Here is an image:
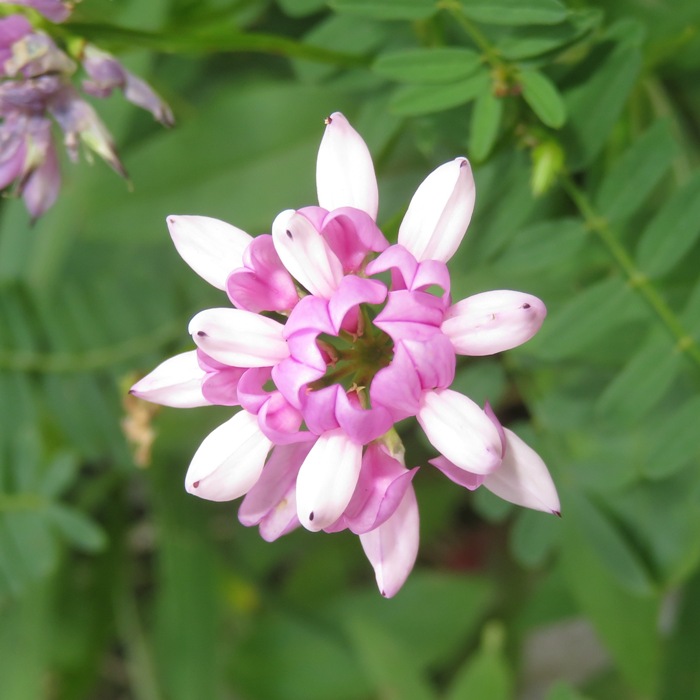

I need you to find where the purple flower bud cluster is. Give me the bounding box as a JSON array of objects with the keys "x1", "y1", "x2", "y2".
[{"x1": 0, "y1": 2, "x2": 173, "y2": 219}]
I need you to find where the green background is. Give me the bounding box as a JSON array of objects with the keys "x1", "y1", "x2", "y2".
[{"x1": 1, "y1": 0, "x2": 700, "y2": 697}]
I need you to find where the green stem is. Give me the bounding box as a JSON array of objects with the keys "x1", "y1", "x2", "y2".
[
  {"x1": 439, "y1": 1, "x2": 501, "y2": 66},
  {"x1": 66, "y1": 22, "x2": 370, "y2": 67},
  {"x1": 0, "y1": 319, "x2": 185, "y2": 373},
  {"x1": 560, "y1": 174, "x2": 700, "y2": 370}
]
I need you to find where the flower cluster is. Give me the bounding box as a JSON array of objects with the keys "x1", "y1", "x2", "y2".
[
  {"x1": 0, "y1": 0, "x2": 173, "y2": 219},
  {"x1": 131, "y1": 113, "x2": 559, "y2": 597}
]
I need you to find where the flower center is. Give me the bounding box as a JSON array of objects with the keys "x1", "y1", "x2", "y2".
[{"x1": 309, "y1": 305, "x2": 394, "y2": 395}]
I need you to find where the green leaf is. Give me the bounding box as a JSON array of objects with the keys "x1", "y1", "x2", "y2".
[
  {"x1": 642, "y1": 396, "x2": 700, "y2": 480},
  {"x1": 596, "y1": 330, "x2": 681, "y2": 425},
  {"x1": 390, "y1": 71, "x2": 490, "y2": 116},
  {"x1": 546, "y1": 681, "x2": 595, "y2": 700},
  {"x1": 496, "y1": 9, "x2": 602, "y2": 60},
  {"x1": 595, "y1": 120, "x2": 677, "y2": 223},
  {"x1": 445, "y1": 624, "x2": 512, "y2": 700},
  {"x1": 344, "y1": 617, "x2": 435, "y2": 700},
  {"x1": 568, "y1": 493, "x2": 655, "y2": 595},
  {"x1": 563, "y1": 41, "x2": 642, "y2": 168},
  {"x1": 510, "y1": 508, "x2": 561, "y2": 569},
  {"x1": 526, "y1": 276, "x2": 647, "y2": 360},
  {"x1": 38, "y1": 451, "x2": 79, "y2": 499},
  {"x1": 373, "y1": 47, "x2": 482, "y2": 84},
  {"x1": 636, "y1": 171, "x2": 700, "y2": 278},
  {"x1": 494, "y1": 218, "x2": 587, "y2": 273},
  {"x1": 659, "y1": 567, "x2": 700, "y2": 700},
  {"x1": 611, "y1": 471, "x2": 700, "y2": 588},
  {"x1": 277, "y1": 0, "x2": 328, "y2": 16},
  {"x1": 326, "y1": 572, "x2": 492, "y2": 670},
  {"x1": 560, "y1": 511, "x2": 661, "y2": 695},
  {"x1": 469, "y1": 90, "x2": 503, "y2": 161},
  {"x1": 520, "y1": 69, "x2": 567, "y2": 128},
  {"x1": 459, "y1": 0, "x2": 568, "y2": 26},
  {"x1": 330, "y1": 0, "x2": 437, "y2": 20},
  {"x1": 47, "y1": 504, "x2": 107, "y2": 553}
]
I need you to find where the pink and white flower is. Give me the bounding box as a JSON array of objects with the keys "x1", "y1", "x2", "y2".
[{"x1": 131, "y1": 112, "x2": 558, "y2": 598}]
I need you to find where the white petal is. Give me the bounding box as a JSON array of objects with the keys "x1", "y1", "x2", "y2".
[
  {"x1": 484, "y1": 429, "x2": 560, "y2": 514},
  {"x1": 360, "y1": 484, "x2": 419, "y2": 598},
  {"x1": 316, "y1": 112, "x2": 379, "y2": 220},
  {"x1": 417, "y1": 389, "x2": 502, "y2": 475},
  {"x1": 130, "y1": 350, "x2": 210, "y2": 407},
  {"x1": 185, "y1": 411, "x2": 272, "y2": 501},
  {"x1": 189, "y1": 308, "x2": 289, "y2": 367},
  {"x1": 296, "y1": 429, "x2": 362, "y2": 531},
  {"x1": 271, "y1": 209, "x2": 344, "y2": 298},
  {"x1": 167, "y1": 215, "x2": 252, "y2": 290},
  {"x1": 398, "y1": 158, "x2": 475, "y2": 263},
  {"x1": 443, "y1": 291, "x2": 547, "y2": 356}
]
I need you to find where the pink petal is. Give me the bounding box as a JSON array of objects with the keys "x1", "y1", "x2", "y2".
[
  {"x1": 360, "y1": 484, "x2": 419, "y2": 598},
  {"x1": 226, "y1": 234, "x2": 299, "y2": 313},
  {"x1": 271, "y1": 209, "x2": 344, "y2": 299},
  {"x1": 338, "y1": 443, "x2": 418, "y2": 535},
  {"x1": 272, "y1": 357, "x2": 325, "y2": 410},
  {"x1": 201, "y1": 367, "x2": 246, "y2": 406},
  {"x1": 189, "y1": 308, "x2": 289, "y2": 367},
  {"x1": 401, "y1": 334, "x2": 456, "y2": 391},
  {"x1": 22, "y1": 135, "x2": 60, "y2": 220},
  {"x1": 296, "y1": 429, "x2": 363, "y2": 531},
  {"x1": 398, "y1": 158, "x2": 475, "y2": 263},
  {"x1": 167, "y1": 215, "x2": 252, "y2": 290},
  {"x1": 238, "y1": 440, "x2": 314, "y2": 541},
  {"x1": 284, "y1": 295, "x2": 335, "y2": 338},
  {"x1": 320, "y1": 207, "x2": 389, "y2": 272},
  {"x1": 484, "y1": 429, "x2": 560, "y2": 514},
  {"x1": 327, "y1": 275, "x2": 387, "y2": 333},
  {"x1": 257, "y1": 392, "x2": 306, "y2": 444},
  {"x1": 130, "y1": 350, "x2": 211, "y2": 408},
  {"x1": 442, "y1": 291, "x2": 546, "y2": 356},
  {"x1": 185, "y1": 411, "x2": 272, "y2": 501},
  {"x1": 316, "y1": 112, "x2": 379, "y2": 220},
  {"x1": 429, "y1": 456, "x2": 485, "y2": 490},
  {"x1": 370, "y1": 341, "x2": 423, "y2": 421},
  {"x1": 366, "y1": 245, "x2": 418, "y2": 290},
  {"x1": 417, "y1": 389, "x2": 502, "y2": 475},
  {"x1": 300, "y1": 384, "x2": 342, "y2": 435},
  {"x1": 335, "y1": 390, "x2": 394, "y2": 444},
  {"x1": 374, "y1": 290, "x2": 445, "y2": 342}
]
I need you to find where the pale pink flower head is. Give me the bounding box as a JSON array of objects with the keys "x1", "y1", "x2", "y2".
[{"x1": 131, "y1": 112, "x2": 557, "y2": 597}]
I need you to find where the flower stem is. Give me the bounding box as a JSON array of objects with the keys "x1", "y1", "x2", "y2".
[
  {"x1": 560, "y1": 173, "x2": 700, "y2": 371},
  {"x1": 67, "y1": 22, "x2": 370, "y2": 67}
]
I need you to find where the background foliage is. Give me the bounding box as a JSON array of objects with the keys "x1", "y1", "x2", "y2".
[{"x1": 1, "y1": 0, "x2": 699, "y2": 698}]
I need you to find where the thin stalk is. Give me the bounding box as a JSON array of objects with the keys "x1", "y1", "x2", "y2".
[
  {"x1": 560, "y1": 174, "x2": 700, "y2": 371},
  {"x1": 65, "y1": 22, "x2": 370, "y2": 68}
]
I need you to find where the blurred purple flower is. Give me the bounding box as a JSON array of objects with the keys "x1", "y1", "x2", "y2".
[
  {"x1": 81, "y1": 44, "x2": 174, "y2": 126},
  {"x1": 131, "y1": 113, "x2": 559, "y2": 597},
  {"x1": 1, "y1": 0, "x2": 74, "y2": 23},
  {"x1": 0, "y1": 8, "x2": 173, "y2": 218}
]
